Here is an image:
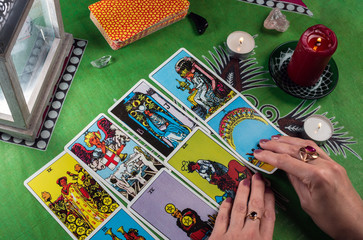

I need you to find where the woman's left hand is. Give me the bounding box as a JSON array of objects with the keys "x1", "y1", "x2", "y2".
[{"x1": 209, "y1": 173, "x2": 275, "y2": 240}]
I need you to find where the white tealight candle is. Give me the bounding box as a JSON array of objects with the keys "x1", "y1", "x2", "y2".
[
  {"x1": 226, "y1": 31, "x2": 255, "y2": 59},
  {"x1": 303, "y1": 115, "x2": 333, "y2": 143}
]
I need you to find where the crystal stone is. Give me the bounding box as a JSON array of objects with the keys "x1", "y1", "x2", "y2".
[
  {"x1": 91, "y1": 55, "x2": 112, "y2": 68},
  {"x1": 188, "y1": 12, "x2": 208, "y2": 35},
  {"x1": 306, "y1": 146, "x2": 316, "y2": 153},
  {"x1": 264, "y1": 8, "x2": 290, "y2": 32}
]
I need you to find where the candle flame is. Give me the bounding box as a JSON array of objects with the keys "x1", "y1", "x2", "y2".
[
  {"x1": 313, "y1": 38, "x2": 322, "y2": 51},
  {"x1": 239, "y1": 37, "x2": 244, "y2": 45},
  {"x1": 314, "y1": 122, "x2": 322, "y2": 134}
]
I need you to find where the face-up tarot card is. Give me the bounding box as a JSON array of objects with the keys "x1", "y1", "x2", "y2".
[
  {"x1": 166, "y1": 128, "x2": 254, "y2": 205},
  {"x1": 64, "y1": 114, "x2": 165, "y2": 203},
  {"x1": 129, "y1": 169, "x2": 218, "y2": 240},
  {"x1": 24, "y1": 152, "x2": 121, "y2": 240},
  {"x1": 88, "y1": 207, "x2": 157, "y2": 240},
  {"x1": 207, "y1": 96, "x2": 282, "y2": 173},
  {"x1": 108, "y1": 79, "x2": 199, "y2": 158},
  {"x1": 150, "y1": 48, "x2": 285, "y2": 174},
  {"x1": 149, "y1": 48, "x2": 237, "y2": 121}
]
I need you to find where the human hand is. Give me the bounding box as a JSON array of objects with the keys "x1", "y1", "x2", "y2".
[
  {"x1": 209, "y1": 173, "x2": 275, "y2": 240},
  {"x1": 254, "y1": 135, "x2": 363, "y2": 240}
]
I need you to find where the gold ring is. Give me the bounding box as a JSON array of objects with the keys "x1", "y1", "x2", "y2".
[
  {"x1": 246, "y1": 211, "x2": 261, "y2": 221},
  {"x1": 299, "y1": 146, "x2": 319, "y2": 162}
]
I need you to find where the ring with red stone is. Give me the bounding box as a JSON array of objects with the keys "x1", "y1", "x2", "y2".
[
  {"x1": 246, "y1": 211, "x2": 261, "y2": 221},
  {"x1": 299, "y1": 146, "x2": 319, "y2": 162}
]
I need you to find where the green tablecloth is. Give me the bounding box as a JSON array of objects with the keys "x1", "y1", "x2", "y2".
[{"x1": 1, "y1": 0, "x2": 362, "y2": 239}]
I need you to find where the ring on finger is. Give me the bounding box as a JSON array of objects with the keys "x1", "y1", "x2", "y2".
[
  {"x1": 246, "y1": 211, "x2": 261, "y2": 221},
  {"x1": 299, "y1": 146, "x2": 319, "y2": 162}
]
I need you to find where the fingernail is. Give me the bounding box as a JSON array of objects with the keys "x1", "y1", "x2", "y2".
[
  {"x1": 272, "y1": 135, "x2": 280, "y2": 140},
  {"x1": 264, "y1": 178, "x2": 271, "y2": 187},
  {"x1": 254, "y1": 149, "x2": 263, "y2": 154},
  {"x1": 265, "y1": 187, "x2": 273, "y2": 194},
  {"x1": 260, "y1": 139, "x2": 269, "y2": 144},
  {"x1": 243, "y1": 178, "x2": 250, "y2": 186},
  {"x1": 254, "y1": 172, "x2": 262, "y2": 180},
  {"x1": 225, "y1": 197, "x2": 233, "y2": 203}
]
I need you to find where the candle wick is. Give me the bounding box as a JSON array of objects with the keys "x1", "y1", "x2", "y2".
[
  {"x1": 314, "y1": 123, "x2": 322, "y2": 134},
  {"x1": 239, "y1": 37, "x2": 244, "y2": 45},
  {"x1": 313, "y1": 38, "x2": 322, "y2": 51}
]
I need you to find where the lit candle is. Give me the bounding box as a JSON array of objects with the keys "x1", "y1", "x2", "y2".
[
  {"x1": 226, "y1": 31, "x2": 255, "y2": 59},
  {"x1": 303, "y1": 115, "x2": 333, "y2": 143},
  {"x1": 287, "y1": 24, "x2": 338, "y2": 87}
]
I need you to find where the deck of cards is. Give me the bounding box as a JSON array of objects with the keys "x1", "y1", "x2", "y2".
[
  {"x1": 89, "y1": 0, "x2": 190, "y2": 50},
  {"x1": 24, "y1": 48, "x2": 285, "y2": 239}
]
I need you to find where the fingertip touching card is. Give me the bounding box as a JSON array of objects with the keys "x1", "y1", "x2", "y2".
[
  {"x1": 24, "y1": 152, "x2": 121, "y2": 240},
  {"x1": 149, "y1": 48, "x2": 284, "y2": 174},
  {"x1": 64, "y1": 113, "x2": 165, "y2": 203},
  {"x1": 108, "y1": 79, "x2": 202, "y2": 158},
  {"x1": 129, "y1": 169, "x2": 218, "y2": 240}
]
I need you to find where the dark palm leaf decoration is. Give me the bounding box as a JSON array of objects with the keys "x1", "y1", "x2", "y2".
[
  {"x1": 202, "y1": 44, "x2": 361, "y2": 161},
  {"x1": 278, "y1": 101, "x2": 361, "y2": 160},
  {"x1": 202, "y1": 43, "x2": 275, "y2": 92}
]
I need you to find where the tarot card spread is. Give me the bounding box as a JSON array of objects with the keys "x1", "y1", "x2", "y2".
[
  {"x1": 108, "y1": 79, "x2": 199, "y2": 158},
  {"x1": 150, "y1": 48, "x2": 284, "y2": 174},
  {"x1": 166, "y1": 128, "x2": 254, "y2": 205},
  {"x1": 65, "y1": 114, "x2": 165, "y2": 202},
  {"x1": 24, "y1": 152, "x2": 120, "y2": 240},
  {"x1": 129, "y1": 169, "x2": 217, "y2": 240}
]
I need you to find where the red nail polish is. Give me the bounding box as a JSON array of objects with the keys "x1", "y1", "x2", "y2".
[
  {"x1": 260, "y1": 139, "x2": 269, "y2": 144},
  {"x1": 243, "y1": 178, "x2": 250, "y2": 186},
  {"x1": 225, "y1": 197, "x2": 233, "y2": 203},
  {"x1": 254, "y1": 172, "x2": 262, "y2": 180},
  {"x1": 254, "y1": 149, "x2": 262, "y2": 154}
]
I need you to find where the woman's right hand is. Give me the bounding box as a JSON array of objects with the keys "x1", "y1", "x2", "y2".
[{"x1": 254, "y1": 135, "x2": 363, "y2": 240}]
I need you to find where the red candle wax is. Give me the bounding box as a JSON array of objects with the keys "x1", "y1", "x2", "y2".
[{"x1": 287, "y1": 24, "x2": 338, "y2": 87}]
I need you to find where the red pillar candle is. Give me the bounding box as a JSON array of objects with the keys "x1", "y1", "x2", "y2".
[{"x1": 287, "y1": 24, "x2": 338, "y2": 87}]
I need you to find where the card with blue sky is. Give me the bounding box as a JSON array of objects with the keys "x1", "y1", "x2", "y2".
[
  {"x1": 149, "y1": 48, "x2": 285, "y2": 174},
  {"x1": 207, "y1": 96, "x2": 283, "y2": 173},
  {"x1": 88, "y1": 207, "x2": 158, "y2": 240},
  {"x1": 149, "y1": 48, "x2": 236, "y2": 122},
  {"x1": 108, "y1": 79, "x2": 203, "y2": 158}
]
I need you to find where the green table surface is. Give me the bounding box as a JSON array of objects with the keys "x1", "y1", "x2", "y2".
[{"x1": 1, "y1": 0, "x2": 362, "y2": 239}]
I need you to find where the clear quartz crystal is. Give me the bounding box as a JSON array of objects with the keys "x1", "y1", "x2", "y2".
[
  {"x1": 91, "y1": 55, "x2": 112, "y2": 68},
  {"x1": 264, "y1": 8, "x2": 290, "y2": 32}
]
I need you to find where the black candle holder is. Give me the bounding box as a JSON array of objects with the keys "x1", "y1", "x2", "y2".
[{"x1": 268, "y1": 41, "x2": 339, "y2": 100}]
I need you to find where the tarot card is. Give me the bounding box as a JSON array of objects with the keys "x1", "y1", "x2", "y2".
[
  {"x1": 166, "y1": 128, "x2": 254, "y2": 205},
  {"x1": 65, "y1": 113, "x2": 165, "y2": 202},
  {"x1": 87, "y1": 207, "x2": 157, "y2": 240},
  {"x1": 207, "y1": 96, "x2": 282, "y2": 173},
  {"x1": 129, "y1": 169, "x2": 218, "y2": 240},
  {"x1": 108, "y1": 79, "x2": 200, "y2": 158},
  {"x1": 149, "y1": 48, "x2": 237, "y2": 121},
  {"x1": 150, "y1": 49, "x2": 284, "y2": 174},
  {"x1": 24, "y1": 152, "x2": 121, "y2": 240}
]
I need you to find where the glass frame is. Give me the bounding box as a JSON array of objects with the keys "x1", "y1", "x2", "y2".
[{"x1": 0, "y1": 0, "x2": 73, "y2": 140}]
